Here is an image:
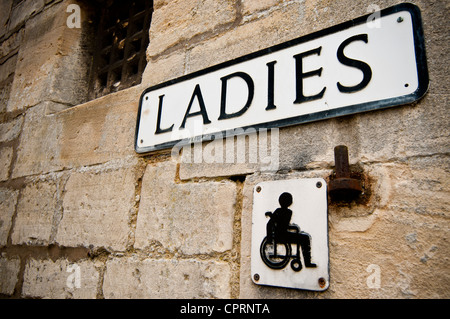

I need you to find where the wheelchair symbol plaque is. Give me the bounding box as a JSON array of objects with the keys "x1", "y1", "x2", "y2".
[{"x1": 251, "y1": 178, "x2": 329, "y2": 291}]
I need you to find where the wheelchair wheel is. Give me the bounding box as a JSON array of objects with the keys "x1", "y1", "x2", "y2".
[
  {"x1": 260, "y1": 236, "x2": 291, "y2": 269},
  {"x1": 290, "y1": 258, "x2": 302, "y2": 272}
]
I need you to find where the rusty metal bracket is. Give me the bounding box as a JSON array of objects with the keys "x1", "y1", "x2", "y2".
[{"x1": 328, "y1": 145, "x2": 362, "y2": 200}]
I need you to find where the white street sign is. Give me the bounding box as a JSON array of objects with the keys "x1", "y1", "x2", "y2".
[
  {"x1": 251, "y1": 179, "x2": 329, "y2": 291},
  {"x1": 135, "y1": 4, "x2": 427, "y2": 154}
]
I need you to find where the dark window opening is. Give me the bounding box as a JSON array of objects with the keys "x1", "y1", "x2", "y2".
[{"x1": 88, "y1": 0, "x2": 153, "y2": 100}]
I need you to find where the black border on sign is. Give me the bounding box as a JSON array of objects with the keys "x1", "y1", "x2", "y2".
[{"x1": 134, "y1": 3, "x2": 428, "y2": 154}]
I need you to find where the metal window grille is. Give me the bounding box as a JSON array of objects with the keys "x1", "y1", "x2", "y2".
[{"x1": 88, "y1": 0, "x2": 153, "y2": 100}]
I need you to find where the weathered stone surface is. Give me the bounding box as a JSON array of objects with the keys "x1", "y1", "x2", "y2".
[
  {"x1": 0, "y1": 0, "x2": 13, "y2": 39},
  {"x1": 12, "y1": 85, "x2": 140, "y2": 178},
  {"x1": 0, "y1": 28, "x2": 23, "y2": 60},
  {"x1": 11, "y1": 102, "x2": 62, "y2": 178},
  {"x1": 0, "y1": 188, "x2": 19, "y2": 246},
  {"x1": 57, "y1": 86, "x2": 140, "y2": 168},
  {"x1": 0, "y1": 146, "x2": 13, "y2": 181},
  {"x1": 22, "y1": 258, "x2": 100, "y2": 299},
  {"x1": 0, "y1": 53, "x2": 17, "y2": 82},
  {"x1": 142, "y1": 50, "x2": 186, "y2": 87},
  {"x1": 241, "y1": 0, "x2": 280, "y2": 16},
  {"x1": 8, "y1": 0, "x2": 45, "y2": 33},
  {"x1": 0, "y1": 75, "x2": 13, "y2": 112},
  {"x1": 103, "y1": 256, "x2": 231, "y2": 298},
  {"x1": 367, "y1": 155, "x2": 450, "y2": 217},
  {"x1": 11, "y1": 180, "x2": 58, "y2": 245},
  {"x1": 7, "y1": 2, "x2": 64, "y2": 112},
  {"x1": 55, "y1": 167, "x2": 138, "y2": 251},
  {"x1": 135, "y1": 161, "x2": 236, "y2": 255},
  {"x1": 0, "y1": 256, "x2": 20, "y2": 295},
  {"x1": 7, "y1": 1, "x2": 89, "y2": 112},
  {"x1": 148, "y1": 0, "x2": 236, "y2": 59},
  {"x1": 178, "y1": 129, "x2": 279, "y2": 179},
  {"x1": 188, "y1": 1, "x2": 304, "y2": 73},
  {"x1": 328, "y1": 208, "x2": 450, "y2": 298},
  {"x1": 0, "y1": 115, "x2": 23, "y2": 143}
]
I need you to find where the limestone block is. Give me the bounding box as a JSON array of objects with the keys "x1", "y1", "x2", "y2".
[
  {"x1": 11, "y1": 179, "x2": 58, "y2": 245},
  {"x1": 142, "y1": 50, "x2": 186, "y2": 87},
  {"x1": 0, "y1": 53, "x2": 17, "y2": 82},
  {"x1": 148, "y1": 0, "x2": 236, "y2": 58},
  {"x1": 0, "y1": 146, "x2": 13, "y2": 181},
  {"x1": 0, "y1": 115, "x2": 23, "y2": 143},
  {"x1": 328, "y1": 207, "x2": 450, "y2": 298},
  {"x1": 188, "y1": 1, "x2": 304, "y2": 72},
  {"x1": 0, "y1": 75, "x2": 13, "y2": 112},
  {"x1": 12, "y1": 86, "x2": 139, "y2": 178},
  {"x1": 374, "y1": 155, "x2": 450, "y2": 217},
  {"x1": 178, "y1": 128, "x2": 279, "y2": 179},
  {"x1": 56, "y1": 86, "x2": 139, "y2": 168},
  {"x1": 8, "y1": 0, "x2": 45, "y2": 32},
  {"x1": 242, "y1": 0, "x2": 280, "y2": 16},
  {"x1": 103, "y1": 256, "x2": 231, "y2": 298},
  {"x1": 0, "y1": 0, "x2": 13, "y2": 38},
  {"x1": 11, "y1": 103, "x2": 63, "y2": 178},
  {"x1": 7, "y1": 1, "x2": 88, "y2": 112},
  {"x1": 0, "y1": 28, "x2": 23, "y2": 60},
  {"x1": 56, "y1": 167, "x2": 138, "y2": 251},
  {"x1": 0, "y1": 256, "x2": 20, "y2": 295},
  {"x1": 0, "y1": 189, "x2": 19, "y2": 246},
  {"x1": 135, "y1": 161, "x2": 236, "y2": 255},
  {"x1": 22, "y1": 258, "x2": 99, "y2": 299}
]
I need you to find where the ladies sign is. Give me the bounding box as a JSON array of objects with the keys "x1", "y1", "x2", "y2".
[{"x1": 135, "y1": 3, "x2": 427, "y2": 154}]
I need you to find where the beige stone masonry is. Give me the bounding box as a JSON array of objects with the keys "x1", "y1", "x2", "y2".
[
  {"x1": 103, "y1": 256, "x2": 231, "y2": 298},
  {"x1": 148, "y1": 0, "x2": 237, "y2": 60},
  {"x1": 7, "y1": 0, "x2": 91, "y2": 113},
  {"x1": 11, "y1": 179, "x2": 58, "y2": 246},
  {"x1": 135, "y1": 161, "x2": 237, "y2": 255},
  {"x1": 0, "y1": 256, "x2": 20, "y2": 295},
  {"x1": 0, "y1": 189, "x2": 19, "y2": 246},
  {"x1": 22, "y1": 258, "x2": 100, "y2": 299},
  {"x1": 0, "y1": 146, "x2": 13, "y2": 181},
  {"x1": 12, "y1": 85, "x2": 140, "y2": 179},
  {"x1": 0, "y1": 115, "x2": 23, "y2": 143},
  {"x1": 55, "y1": 166, "x2": 139, "y2": 251}
]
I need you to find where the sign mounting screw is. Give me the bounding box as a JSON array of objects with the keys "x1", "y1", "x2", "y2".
[{"x1": 318, "y1": 277, "x2": 326, "y2": 288}]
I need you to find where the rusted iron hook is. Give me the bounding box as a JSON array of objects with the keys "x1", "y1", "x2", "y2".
[{"x1": 328, "y1": 145, "x2": 362, "y2": 200}]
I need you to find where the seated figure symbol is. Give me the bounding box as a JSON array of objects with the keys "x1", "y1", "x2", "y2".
[{"x1": 260, "y1": 192, "x2": 317, "y2": 271}]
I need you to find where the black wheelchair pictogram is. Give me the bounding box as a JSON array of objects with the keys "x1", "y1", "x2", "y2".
[{"x1": 260, "y1": 192, "x2": 317, "y2": 272}]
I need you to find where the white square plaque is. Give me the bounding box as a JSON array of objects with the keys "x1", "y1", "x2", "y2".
[{"x1": 251, "y1": 178, "x2": 329, "y2": 291}]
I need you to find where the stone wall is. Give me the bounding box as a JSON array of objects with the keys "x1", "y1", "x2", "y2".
[{"x1": 0, "y1": 0, "x2": 448, "y2": 299}]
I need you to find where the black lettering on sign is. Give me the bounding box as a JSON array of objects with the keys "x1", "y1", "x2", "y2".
[
  {"x1": 218, "y1": 72, "x2": 255, "y2": 120},
  {"x1": 180, "y1": 84, "x2": 211, "y2": 129},
  {"x1": 155, "y1": 94, "x2": 174, "y2": 134},
  {"x1": 293, "y1": 47, "x2": 326, "y2": 104},
  {"x1": 336, "y1": 33, "x2": 372, "y2": 93}
]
